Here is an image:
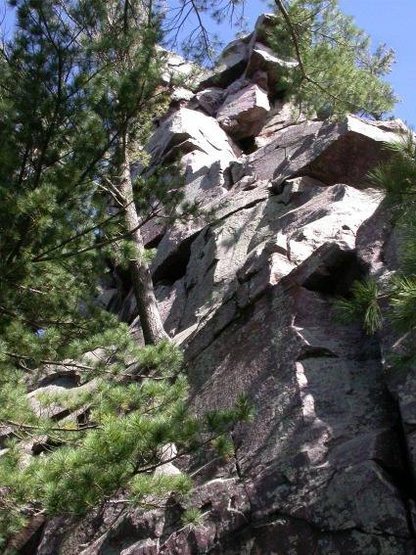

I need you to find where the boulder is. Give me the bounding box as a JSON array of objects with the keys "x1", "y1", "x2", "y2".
[
  {"x1": 244, "y1": 115, "x2": 399, "y2": 186},
  {"x1": 198, "y1": 35, "x2": 251, "y2": 89},
  {"x1": 154, "y1": 443, "x2": 181, "y2": 477},
  {"x1": 189, "y1": 87, "x2": 224, "y2": 116},
  {"x1": 27, "y1": 379, "x2": 97, "y2": 420},
  {"x1": 158, "y1": 49, "x2": 204, "y2": 90},
  {"x1": 170, "y1": 87, "x2": 194, "y2": 104},
  {"x1": 217, "y1": 83, "x2": 271, "y2": 139},
  {"x1": 251, "y1": 13, "x2": 278, "y2": 46},
  {"x1": 246, "y1": 41, "x2": 298, "y2": 95},
  {"x1": 146, "y1": 108, "x2": 239, "y2": 204},
  {"x1": 147, "y1": 107, "x2": 238, "y2": 166}
]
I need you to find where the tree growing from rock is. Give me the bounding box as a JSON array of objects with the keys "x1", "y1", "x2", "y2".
[{"x1": 79, "y1": 0, "x2": 171, "y2": 345}]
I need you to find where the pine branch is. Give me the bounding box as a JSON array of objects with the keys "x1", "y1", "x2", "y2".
[
  {"x1": 273, "y1": 0, "x2": 374, "y2": 115},
  {"x1": 189, "y1": 0, "x2": 211, "y2": 58},
  {"x1": 31, "y1": 204, "x2": 128, "y2": 262},
  {"x1": 2, "y1": 419, "x2": 98, "y2": 433},
  {"x1": 34, "y1": 203, "x2": 163, "y2": 262},
  {"x1": 4, "y1": 352, "x2": 95, "y2": 372},
  {"x1": 0, "y1": 305, "x2": 88, "y2": 331}
]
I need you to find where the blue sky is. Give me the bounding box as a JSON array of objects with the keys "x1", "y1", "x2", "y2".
[
  {"x1": 338, "y1": 0, "x2": 416, "y2": 126},
  {"x1": 2, "y1": 1, "x2": 415, "y2": 125}
]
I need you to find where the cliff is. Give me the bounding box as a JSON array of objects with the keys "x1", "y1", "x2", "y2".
[{"x1": 17, "y1": 15, "x2": 416, "y2": 555}]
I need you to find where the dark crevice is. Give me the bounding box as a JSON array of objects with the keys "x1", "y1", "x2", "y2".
[
  {"x1": 214, "y1": 195, "x2": 270, "y2": 225},
  {"x1": 14, "y1": 516, "x2": 46, "y2": 555},
  {"x1": 32, "y1": 438, "x2": 63, "y2": 456},
  {"x1": 37, "y1": 372, "x2": 80, "y2": 389},
  {"x1": 383, "y1": 398, "x2": 416, "y2": 539},
  {"x1": 302, "y1": 250, "x2": 366, "y2": 297},
  {"x1": 297, "y1": 346, "x2": 339, "y2": 360},
  {"x1": 152, "y1": 235, "x2": 194, "y2": 286},
  {"x1": 50, "y1": 408, "x2": 71, "y2": 421},
  {"x1": 235, "y1": 136, "x2": 257, "y2": 155},
  {"x1": 145, "y1": 230, "x2": 165, "y2": 250},
  {"x1": 111, "y1": 265, "x2": 132, "y2": 298},
  {"x1": 198, "y1": 61, "x2": 246, "y2": 90}
]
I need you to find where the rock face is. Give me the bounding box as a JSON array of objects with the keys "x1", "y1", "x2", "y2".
[{"x1": 23, "y1": 15, "x2": 416, "y2": 555}]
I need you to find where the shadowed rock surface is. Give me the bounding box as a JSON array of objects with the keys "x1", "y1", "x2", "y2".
[{"x1": 16, "y1": 14, "x2": 416, "y2": 555}]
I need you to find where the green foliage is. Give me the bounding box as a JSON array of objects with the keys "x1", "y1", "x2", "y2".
[
  {"x1": 181, "y1": 507, "x2": 205, "y2": 529},
  {"x1": 130, "y1": 473, "x2": 193, "y2": 502},
  {"x1": 336, "y1": 279, "x2": 383, "y2": 335},
  {"x1": 370, "y1": 129, "x2": 416, "y2": 333},
  {"x1": 389, "y1": 276, "x2": 416, "y2": 332},
  {"x1": 268, "y1": 0, "x2": 396, "y2": 118},
  {"x1": 205, "y1": 394, "x2": 254, "y2": 434},
  {"x1": 211, "y1": 435, "x2": 235, "y2": 459},
  {"x1": 0, "y1": 0, "x2": 130, "y2": 370},
  {"x1": 369, "y1": 133, "x2": 416, "y2": 200},
  {"x1": 0, "y1": 1, "x2": 252, "y2": 547},
  {"x1": 0, "y1": 338, "x2": 248, "y2": 543}
]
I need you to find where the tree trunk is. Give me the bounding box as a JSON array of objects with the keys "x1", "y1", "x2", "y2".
[{"x1": 118, "y1": 140, "x2": 169, "y2": 345}]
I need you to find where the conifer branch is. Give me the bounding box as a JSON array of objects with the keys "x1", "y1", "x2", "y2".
[
  {"x1": 273, "y1": 0, "x2": 376, "y2": 115},
  {"x1": 3, "y1": 352, "x2": 95, "y2": 372},
  {"x1": 0, "y1": 306, "x2": 87, "y2": 331},
  {"x1": 2, "y1": 419, "x2": 99, "y2": 433},
  {"x1": 33, "y1": 211, "x2": 161, "y2": 262},
  {"x1": 31, "y1": 204, "x2": 129, "y2": 262},
  {"x1": 189, "y1": 0, "x2": 211, "y2": 57}
]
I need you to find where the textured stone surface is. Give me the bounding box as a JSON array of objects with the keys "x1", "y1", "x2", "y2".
[
  {"x1": 186, "y1": 267, "x2": 411, "y2": 553},
  {"x1": 242, "y1": 116, "x2": 398, "y2": 188},
  {"x1": 246, "y1": 41, "x2": 298, "y2": 94},
  {"x1": 217, "y1": 83, "x2": 271, "y2": 139},
  {"x1": 159, "y1": 50, "x2": 204, "y2": 89},
  {"x1": 156, "y1": 182, "x2": 381, "y2": 343},
  {"x1": 190, "y1": 87, "x2": 224, "y2": 116},
  {"x1": 198, "y1": 36, "x2": 251, "y2": 89},
  {"x1": 255, "y1": 101, "x2": 306, "y2": 148},
  {"x1": 147, "y1": 108, "x2": 239, "y2": 205}
]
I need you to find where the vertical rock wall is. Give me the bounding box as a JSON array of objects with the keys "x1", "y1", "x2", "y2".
[{"x1": 30, "y1": 14, "x2": 416, "y2": 555}]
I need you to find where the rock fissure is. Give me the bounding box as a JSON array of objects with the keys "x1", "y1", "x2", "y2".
[
  {"x1": 250, "y1": 509, "x2": 410, "y2": 540},
  {"x1": 386, "y1": 403, "x2": 416, "y2": 540}
]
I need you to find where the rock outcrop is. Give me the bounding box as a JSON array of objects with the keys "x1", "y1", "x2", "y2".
[{"x1": 18, "y1": 14, "x2": 416, "y2": 555}]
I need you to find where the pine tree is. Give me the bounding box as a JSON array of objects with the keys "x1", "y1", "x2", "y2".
[
  {"x1": 78, "y1": 0, "x2": 171, "y2": 344},
  {"x1": 269, "y1": 0, "x2": 397, "y2": 118},
  {"x1": 0, "y1": 2, "x2": 254, "y2": 547}
]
